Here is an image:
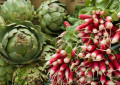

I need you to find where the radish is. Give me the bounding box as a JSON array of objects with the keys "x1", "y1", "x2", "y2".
[
  {"x1": 93, "y1": 18, "x2": 99, "y2": 27},
  {"x1": 105, "y1": 59, "x2": 109, "y2": 65},
  {"x1": 80, "y1": 60, "x2": 91, "y2": 66},
  {"x1": 64, "y1": 57, "x2": 71, "y2": 63},
  {"x1": 59, "y1": 31, "x2": 66, "y2": 37},
  {"x1": 85, "y1": 53, "x2": 91, "y2": 58},
  {"x1": 64, "y1": 21, "x2": 71, "y2": 27},
  {"x1": 100, "y1": 74, "x2": 106, "y2": 85},
  {"x1": 78, "y1": 31, "x2": 86, "y2": 37},
  {"x1": 108, "y1": 61, "x2": 114, "y2": 73},
  {"x1": 85, "y1": 24, "x2": 93, "y2": 30},
  {"x1": 78, "y1": 53, "x2": 85, "y2": 58},
  {"x1": 112, "y1": 26, "x2": 119, "y2": 32},
  {"x1": 60, "y1": 50, "x2": 67, "y2": 57},
  {"x1": 60, "y1": 64, "x2": 68, "y2": 71},
  {"x1": 105, "y1": 16, "x2": 112, "y2": 22},
  {"x1": 115, "y1": 54, "x2": 120, "y2": 61},
  {"x1": 79, "y1": 71, "x2": 85, "y2": 76},
  {"x1": 49, "y1": 65, "x2": 60, "y2": 75},
  {"x1": 87, "y1": 45, "x2": 96, "y2": 52},
  {"x1": 57, "y1": 59, "x2": 64, "y2": 64},
  {"x1": 95, "y1": 34, "x2": 99, "y2": 40},
  {"x1": 92, "y1": 10, "x2": 96, "y2": 14},
  {"x1": 86, "y1": 70, "x2": 93, "y2": 77},
  {"x1": 69, "y1": 71, "x2": 74, "y2": 84},
  {"x1": 100, "y1": 11, "x2": 105, "y2": 15},
  {"x1": 71, "y1": 47, "x2": 77, "y2": 57},
  {"x1": 99, "y1": 61, "x2": 106, "y2": 73},
  {"x1": 113, "y1": 70, "x2": 120, "y2": 77},
  {"x1": 92, "y1": 27, "x2": 98, "y2": 33},
  {"x1": 99, "y1": 19, "x2": 104, "y2": 24},
  {"x1": 96, "y1": 9, "x2": 100, "y2": 15},
  {"x1": 46, "y1": 58, "x2": 56, "y2": 65},
  {"x1": 106, "y1": 49, "x2": 112, "y2": 55},
  {"x1": 75, "y1": 60, "x2": 80, "y2": 66},
  {"x1": 91, "y1": 50, "x2": 100, "y2": 58},
  {"x1": 106, "y1": 72, "x2": 112, "y2": 79},
  {"x1": 56, "y1": 49, "x2": 61, "y2": 53},
  {"x1": 105, "y1": 81, "x2": 115, "y2": 85},
  {"x1": 75, "y1": 23, "x2": 89, "y2": 31},
  {"x1": 52, "y1": 61, "x2": 59, "y2": 66},
  {"x1": 81, "y1": 45, "x2": 88, "y2": 52},
  {"x1": 91, "y1": 82, "x2": 98, "y2": 85},
  {"x1": 97, "y1": 31, "x2": 102, "y2": 36},
  {"x1": 100, "y1": 39, "x2": 107, "y2": 52},
  {"x1": 103, "y1": 31, "x2": 109, "y2": 37},
  {"x1": 104, "y1": 21, "x2": 113, "y2": 30},
  {"x1": 52, "y1": 53, "x2": 61, "y2": 60},
  {"x1": 116, "y1": 81, "x2": 120, "y2": 84},
  {"x1": 79, "y1": 77, "x2": 86, "y2": 84},
  {"x1": 84, "y1": 18, "x2": 93, "y2": 24},
  {"x1": 58, "y1": 70, "x2": 65, "y2": 76},
  {"x1": 94, "y1": 39, "x2": 99, "y2": 46},
  {"x1": 111, "y1": 30, "x2": 120, "y2": 43},
  {"x1": 79, "y1": 14, "x2": 91, "y2": 19},
  {"x1": 117, "y1": 12, "x2": 120, "y2": 19},
  {"x1": 92, "y1": 14, "x2": 98, "y2": 18},
  {"x1": 65, "y1": 67, "x2": 69, "y2": 80},
  {"x1": 85, "y1": 39, "x2": 93, "y2": 45},
  {"x1": 99, "y1": 24, "x2": 105, "y2": 30},
  {"x1": 96, "y1": 54, "x2": 104, "y2": 61},
  {"x1": 109, "y1": 55, "x2": 120, "y2": 71}
]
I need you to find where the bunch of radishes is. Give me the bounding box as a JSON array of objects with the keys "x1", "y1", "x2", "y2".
[{"x1": 47, "y1": 9, "x2": 120, "y2": 85}]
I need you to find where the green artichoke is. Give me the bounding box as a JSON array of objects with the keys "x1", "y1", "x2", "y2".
[
  {"x1": 37, "y1": 0, "x2": 67, "y2": 34},
  {"x1": 0, "y1": 54, "x2": 14, "y2": 85},
  {"x1": 0, "y1": 0, "x2": 34, "y2": 24},
  {"x1": 12, "y1": 60, "x2": 48, "y2": 85},
  {"x1": 0, "y1": 21, "x2": 44, "y2": 64},
  {"x1": 0, "y1": 16, "x2": 6, "y2": 28}
]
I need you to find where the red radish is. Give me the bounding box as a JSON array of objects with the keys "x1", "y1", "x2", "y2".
[
  {"x1": 85, "y1": 24, "x2": 93, "y2": 30},
  {"x1": 65, "y1": 67, "x2": 69, "y2": 80},
  {"x1": 106, "y1": 49, "x2": 112, "y2": 55},
  {"x1": 75, "y1": 60, "x2": 80, "y2": 66},
  {"x1": 117, "y1": 12, "x2": 120, "y2": 19},
  {"x1": 112, "y1": 26, "x2": 119, "y2": 32},
  {"x1": 105, "y1": 81, "x2": 115, "y2": 85},
  {"x1": 93, "y1": 18, "x2": 99, "y2": 27},
  {"x1": 71, "y1": 47, "x2": 77, "y2": 57},
  {"x1": 86, "y1": 70, "x2": 93, "y2": 77},
  {"x1": 78, "y1": 31, "x2": 86, "y2": 37},
  {"x1": 103, "y1": 31, "x2": 109, "y2": 37},
  {"x1": 84, "y1": 18, "x2": 93, "y2": 24},
  {"x1": 78, "y1": 67, "x2": 86, "y2": 71},
  {"x1": 96, "y1": 54, "x2": 104, "y2": 61},
  {"x1": 49, "y1": 65, "x2": 60, "y2": 75},
  {"x1": 69, "y1": 71, "x2": 74, "y2": 84},
  {"x1": 100, "y1": 11, "x2": 105, "y2": 15},
  {"x1": 81, "y1": 45, "x2": 87, "y2": 52},
  {"x1": 113, "y1": 70, "x2": 120, "y2": 77},
  {"x1": 64, "y1": 21, "x2": 71, "y2": 27},
  {"x1": 99, "y1": 24, "x2": 105, "y2": 30},
  {"x1": 116, "y1": 81, "x2": 120, "y2": 84},
  {"x1": 87, "y1": 45, "x2": 96, "y2": 52},
  {"x1": 79, "y1": 14, "x2": 91, "y2": 19},
  {"x1": 64, "y1": 57, "x2": 71, "y2": 63},
  {"x1": 79, "y1": 71, "x2": 85, "y2": 76},
  {"x1": 60, "y1": 64, "x2": 68, "y2": 71},
  {"x1": 106, "y1": 72, "x2": 112, "y2": 79},
  {"x1": 111, "y1": 30, "x2": 120, "y2": 43},
  {"x1": 57, "y1": 59, "x2": 64, "y2": 64},
  {"x1": 92, "y1": 14, "x2": 98, "y2": 18},
  {"x1": 59, "y1": 31, "x2": 66, "y2": 37},
  {"x1": 105, "y1": 16, "x2": 112, "y2": 22},
  {"x1": 91, "y1": 82, "x2": 98, "y2": 85},
  {"x1": 56, "y1": 49, "x2": 61, "y2": 53},
  {"x1": 109, "y1": 55, "x2": 120, "y2": 71},
  {"x1": 46, "y1": 58, "x2": 56, "y2": 65},
  {"x1": 105, "y1": 59, "x2": 109, "y2": 65},
  {"x1": 115, "y1": 54, "x2": 120, "y2": 61},
  {"x1": 97, "y1": 31, "x2": 102, "y2": 36},
  {"x1": 94, "y1": 39, "x2": 99, "y2": 46},
  {"x1": 79, "y1": 77, "x2": 86, "y2": 84},
  {"x1": 99, "y1": 19, "x2": 104, "y2": 24},
  {"x1": 80, "y1": 60, "x2": 91, "y2": 66},
  {"x1": 108, "y1": 61, "x2": 114, "y2": 73},
  {"x1": 85, "y1": 39, "x2": 93, "y2": 45},
  {"x1": 100, "y1": 74, "x2": 106, "y2": 85},
  {"x1": 57, "y1": 39, "x2": 62, "y2": 44},
  {"x1": 99, "y1": 61, "x2": 106, "y2": 73},
  {"x1": 82, "y1": 35, "x2": 90, "y2": 42},
  {"x1": 92, "y1": 10, "x2": 96, "y2": 14},
  {"x1": 58, "y1": 70, "x2": 65, "y2": 76},
  {"x1": 52, "y1": 53, "x2": 61, "y2": 59},
  {"x1": 52, "y1": 61, "x2": 59, "y2": 66},
  {"x1": 92, "y1": 27, "x2": 98, "y2": 33},
  {"x1": 91, "y1": 50, "x2": 100, "y2": 58},
  {"x1": 75, "y1": 23, "x2": 89, "y2": 31},
  {"x1": 60, "y1": 50, "x2": 67, "y2": 57},
  {"x1": 78, "y1": 53, "x2": 85, "y2": 58},
  {"x1": 95, "y1": 34, "x2": 99, "y2": 40},
  {"x1": 85, "y1": 53, "x2": 91, "y2": 58},
  {"x1": 100, "y1": 39, "x2": 107, "y2": 51},
  {"x1": 105, "y1": 21, "x2": 113, "y2": 29}
]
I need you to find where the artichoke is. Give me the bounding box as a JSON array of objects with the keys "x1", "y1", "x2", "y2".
[
  {"x1": 12, "y1": 60, "x2": 48, "y2": 85},
  {"x1": 37, "y1": 0, "x2": 67, "y2": 34},
  {"x1": 0, "y1": 16, "x2": 6, "y2": 28},
  {"x1": 0, "y1": 54, "x2": 14, "y2": 85},
  {"x1": 0, "y1": 21, "x2": 44, "y2": 64},
  {"x1": 0, "y1": 0, "x2": 34, "y2": 24}
]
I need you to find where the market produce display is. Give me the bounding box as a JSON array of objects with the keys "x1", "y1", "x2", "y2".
[{"x1": 1, "y1": 0, "x2": 120, "y2": 85}]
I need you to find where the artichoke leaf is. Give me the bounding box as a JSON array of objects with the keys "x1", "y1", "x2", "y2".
[
  {"x1": 43, "y1": 13, "x2": 52, "y2": 25},
  {"x1": 50, "y1": 12, "x2": 61, "y2": 21},
  {"x1": 0, "y1": 67, "x2": 6, "y2": 76},
  {"x1": 2, "y1": 33, "x2": 9, "y2": 49},
  {"x1": 8, "y1": 29, "x2": 17, "y2": 38},
  {"x1": 0, "y1": 57, "x2": 6, "y2": 66}
]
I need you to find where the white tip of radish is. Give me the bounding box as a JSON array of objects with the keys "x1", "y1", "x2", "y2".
[
  {"x1": 93, "y1": 18, "x2": 99, "y2": 24},
  {"x1": 99, "y1": 24, "x2": 105, "y2": 30},
  {"x1": 105, "y1": 16, "x2": 112, "y2": 22},
  {"x1": 60, "y1": 50, "x2": 67, "y2": 56},
  {"x1": 52, "y1": 54, "x2": 57, "y2": 58},
  {"x1": 69, "y1": 79, "x2": 73, "y2": 84},
  {"x1": 117, "y1": 12, "x2": 120, "y2": 19},
  {"x1": 46, "y1": 61, "x2": 50, "y2": 65},
  {"x1": 106, "y1": 49, "x2": 112, "y2": 54},
  {"x1": 112, "y1": 38, "x2": 119, "y2": 44},
  {"x1": 105, "y1": 21, "x2": 113, "y2": 29},
  {"x1": 91, "y1": 82, "x2": 97, "y2": 85},
  {"x1": 91, "y1": 53, "x2": 97, "y2": 58},
  {"x1": 64, "y1": 57, "x2": 70, "y2": 63},
  {"x1": 79, "y1": 77, "x2": 85, "y2": 83},
  {"x1": 93, "y1": 29, "x2": 98, "y2": 33},
  {"x1": 78, "y1": 53, "x2": 84, "y2": 58},
  {"x1": 100, "y1": 11, "x2": 105, "y2": 15},
  {"x1": 49, "y1": 70, "x2": 54, "y2": 75},
  {"x1": 92, "y1": 10, "x2": 96, "y2": 14},
  {"x1": 52, "y1": 61, "x2": 58, "y2": 66},
  {"x1": 85, "y1": 53, "x2": 91, "y2": 58}
]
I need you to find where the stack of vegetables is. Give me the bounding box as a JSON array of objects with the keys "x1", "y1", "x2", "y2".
[{"x1": 46, "y1": 0, "x2": 120, "y2": 85}]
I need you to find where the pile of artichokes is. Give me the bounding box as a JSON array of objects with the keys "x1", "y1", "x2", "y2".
[{"x1": 0, "y1": 0, "x2": 67, "y2": 84}]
